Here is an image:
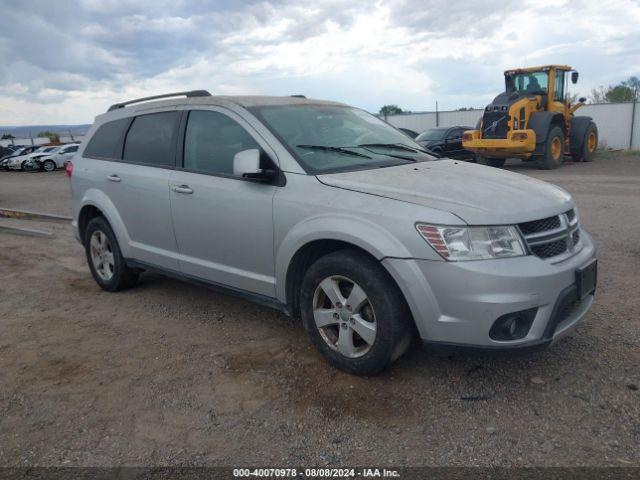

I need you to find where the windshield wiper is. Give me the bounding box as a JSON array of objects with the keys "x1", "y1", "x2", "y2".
[
  {"x1": 296, "y1": 144, "x2": 371, "y2": 159},
  {"x1": 357, "y1": 143, "x2": 428, "y2": 154}
]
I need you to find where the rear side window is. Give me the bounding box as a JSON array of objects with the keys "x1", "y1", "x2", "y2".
[
  {"x1": 183, "y1": 110, "x2": 260, "y2": 175},
  {"x1": 65, "y1": 145, "x2": 79, "y2": 153},
  {"x1": 84, "y1": 118, "x2": 130, "y2": 159},
  {"x1": 123, "y1": 111, "x2": 179, "y2": 167}
]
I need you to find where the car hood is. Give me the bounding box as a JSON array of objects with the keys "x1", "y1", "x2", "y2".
[{"x1": 316, "y1": 160, "x2": 574, "y2": 225}]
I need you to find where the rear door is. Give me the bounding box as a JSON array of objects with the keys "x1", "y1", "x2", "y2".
[
  {"x1": 85, "y1": 109, "x2": 181, "y2": 270},
  {"x1": 169, "y1": 107, "x2": 278, "y2": 297}
]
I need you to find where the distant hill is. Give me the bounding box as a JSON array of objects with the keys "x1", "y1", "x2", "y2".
[{"x1": 0, "y1": 124, "x2": 90, "y2": 138}]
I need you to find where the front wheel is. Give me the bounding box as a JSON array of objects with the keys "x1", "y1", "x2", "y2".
[
  {"x1": 300, "y1": 250, "x2": 412, "y2": 376},
  {"x1": 42, "y1": 160, "x2": 56, "y2": 172},
  {"x1": 538, "y1": 126, "x2": 565, "y2": 169}
]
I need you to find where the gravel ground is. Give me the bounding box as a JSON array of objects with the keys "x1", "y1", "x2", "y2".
[{"x1": 0, "y1": 155, "x2": 639, "y2": 467}]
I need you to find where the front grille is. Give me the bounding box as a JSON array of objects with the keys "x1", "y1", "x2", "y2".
[
  {"x1": 481, "y1": 111, "x2": 510, "y2": 139},
  {"x1": 519, "y1": 215, "x2": 561, "y2": 235},
  {"x1": 518, "y1": 209, "x2": 580, "y2": 260},
  {"x1": 531, "y1": 239, "x2": 567, "y2": 258}
]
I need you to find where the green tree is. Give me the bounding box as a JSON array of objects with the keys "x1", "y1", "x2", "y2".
[
  {"x1": 605, "y1": 85, "x2": 635, "y2": 103},
  {"x1": 379, "y1": 105, "x2": 404, "y2": 117},
  {"x1": 37, "y1": 130, "x2": 60, "y2": 143},
  {"x1": 589, "y1": 77, "x2": 639, "y2": 103},
  {"x1": 621, "y1": 76, "x2": 639, "y2": 100},
  {"x1": 1, "y1": 134, "x2": 15, "y2": 140}
]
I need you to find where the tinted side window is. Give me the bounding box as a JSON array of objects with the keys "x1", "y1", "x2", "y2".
[
  {"x1": 123, "y1": 111, "x2": 179, "y2": 167},
  {"x1": 183, "y1": 110, "x2": 260, "y2": 175},
  {"x1": 84, "y1": 118, "x2": 130, "y2": 159},
  {"x1": 65, "y1": 145, "x2": 79, "y2": 153}
]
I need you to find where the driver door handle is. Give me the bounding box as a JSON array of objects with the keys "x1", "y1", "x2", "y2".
[
  {"x1": 171, "y1": 185, "x2": 194, "y2": 194},
  {"x1": 106, "y1": 174, "x2": 121, "y2": 182}
]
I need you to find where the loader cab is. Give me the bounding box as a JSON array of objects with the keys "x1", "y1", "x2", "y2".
[{"x1": 504, "y1": 65, "x2": 575, "y2": 114}]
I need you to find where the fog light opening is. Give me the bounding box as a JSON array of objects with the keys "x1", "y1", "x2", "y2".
[{"x1": 489, "y1": 308, "x2": 537, "y2": 341}]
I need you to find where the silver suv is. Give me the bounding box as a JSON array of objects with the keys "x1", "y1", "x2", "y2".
[{"x1": 70, "y1": 91, "x2": 597, "y2": 375}]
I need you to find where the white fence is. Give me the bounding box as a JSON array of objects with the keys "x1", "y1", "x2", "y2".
[{"x1": 385, "y1": 102, "x2": 640, "y2": 150}]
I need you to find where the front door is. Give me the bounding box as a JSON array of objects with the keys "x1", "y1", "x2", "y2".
[{"x1": 169, "y1": 108, "x2": 278, "y2": 297}]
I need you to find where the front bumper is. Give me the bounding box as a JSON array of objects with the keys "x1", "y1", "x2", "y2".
[
  {"x1": 462, "y1": 129, "x2": 537, "y2": 159},
  {"x1": 382, "y1": 229, "x2": 597, "y2": 349}
]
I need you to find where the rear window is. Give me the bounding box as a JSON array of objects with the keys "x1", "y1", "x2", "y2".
[
  {"x1": 84, "y1": 118, "x2": 130, "y2": 159},
  {"x1": 123, "y1": 111, "x2": 179, "y2": 167}
]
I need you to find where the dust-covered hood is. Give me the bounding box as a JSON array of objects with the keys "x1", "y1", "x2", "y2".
[{"x1": 317, "y1": 160, "x2": 574, "y2": 225}]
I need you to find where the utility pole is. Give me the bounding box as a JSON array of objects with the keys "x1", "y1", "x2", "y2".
[
  {"x1": 630, "y1": 86, "x2": 638, "y2": 150},
  {"x1": 435, "y1": 101, "x2": 439, "y2": 127}
]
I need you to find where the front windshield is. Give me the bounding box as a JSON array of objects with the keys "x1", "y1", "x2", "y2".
[
  {"x1": 250, "y1": 104, "x2": 433, "y2": 174},
  {"x1": 506, "y1": 71, "x2": 549, "y2": 95},
  {"x1": 416, "y1": 128, "x2": 446, "y2": 142},
  {"x1": 10, "y1": 149, "x2": 25, "y2": 157}
]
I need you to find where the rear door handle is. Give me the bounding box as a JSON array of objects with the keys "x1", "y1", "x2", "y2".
[
  {"x1": 171, "y1": 185, "x2": 194, "y2": 194},
  {"x1": 106, "y1": 174, "x2": 121, "y2": 182}
]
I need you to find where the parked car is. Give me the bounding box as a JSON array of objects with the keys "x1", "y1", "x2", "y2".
[
  {"x1": 398, "y1": 127, "x2": 418, "y2": 139},
  {"x1": 7, "y1": 146, "x2": 60, "y2": 171},
  {"x1": 70, "y1": 91, "x2": 597, "y2": 375},
  {"x1": 1, "y1": 145, "x2": 41, "y2": 170},
  {"x1": 37, "y1": 143, "x2": 80, "y2": 171},
  {"x1": 0, "y1": 145, "x2": 19, "y2": 159},
  {"x1": 415, "y1": 126, "x2": 476, "y2": 161}
]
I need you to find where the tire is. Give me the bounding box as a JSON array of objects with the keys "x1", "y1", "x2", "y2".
[
  {"x1": 538, "y1": 125, "x2": 565, "y2": 170},
  {"x1": 484, "y1": 157, "x2": 506, "y2": 168},
  {"x1": 468, "y1": 153, "x2": 478, "y2": 163},
  {"x1": 20, "y1": 161, "x2": 27, "y2": 171},
  {"x1": 580, "y1": 122, "x2": 598, "y2": 162},
  {"x1": 84, "y1": 216, "x2": 139, "y2": 292},
  {"x1": 300, "y1": 249, "x2": 412, "y2": 376},
  {"x1": 43, "y1": 160, "x2": 56, "y2": 172}
]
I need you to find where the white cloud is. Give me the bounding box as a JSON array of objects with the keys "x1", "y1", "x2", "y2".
[{"x1": 0, "y1": 0, "x2": 638, "y2": 124}]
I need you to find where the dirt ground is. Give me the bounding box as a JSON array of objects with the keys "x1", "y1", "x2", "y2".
[{"x1": 0, "y1": 154, "x2": 639, "y2": 467}]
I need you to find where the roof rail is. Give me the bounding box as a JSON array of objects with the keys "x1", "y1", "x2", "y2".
[
  {"x1": 107, "y1": 90, "x2": 212, "y2": 112},
  {"x1": 290, "y1": 94, "x2": 306, "y2": 98}
]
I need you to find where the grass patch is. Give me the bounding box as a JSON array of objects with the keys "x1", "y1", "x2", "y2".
[{"x1": 596, "y1": 149, "x2": 640, "y2": 159}]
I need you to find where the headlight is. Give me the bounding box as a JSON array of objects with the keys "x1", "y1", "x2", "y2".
[{"x1": 416, "y1": 224, "x2": 526, "y2": 261}]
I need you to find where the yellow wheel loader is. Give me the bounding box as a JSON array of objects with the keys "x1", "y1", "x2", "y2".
[{"x1": 462, "y1": 65, "x2": 598, "y2": 169}]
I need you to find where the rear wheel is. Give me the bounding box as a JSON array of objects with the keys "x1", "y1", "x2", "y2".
[
  {"x1": 580, "y1": 123, "x2": 598, "y2": 162},
  {"x1": 484, "y1": 157, "x2": 506, "y2": 168},
  {"x1": 300, "y1": 250, "x2": 412, "y2": 376},
  {"x1": 538, "y1": 126, "x2": 565, "y2": 169},
  {"x1": 84, "y1": 217, "x2": 139, "y2": 292}
]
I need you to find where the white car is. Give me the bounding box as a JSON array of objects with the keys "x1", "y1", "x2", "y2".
[
  {"x1": 38, "y1": 143, "x2": 80, "y2": 171},
  {"x1": 7, "y1": 146, "x2": 60, "y2": 171}
]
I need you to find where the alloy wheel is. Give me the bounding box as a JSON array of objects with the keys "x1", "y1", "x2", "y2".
[
  {"x1": 89, "y1": 230, "x2": 115, "y2": 281},
  {"x1": 312, "y1": 275, "x2": 377, "y2": 358}
]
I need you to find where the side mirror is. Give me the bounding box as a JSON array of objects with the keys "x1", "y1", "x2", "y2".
[
  {"x1": 233, "y1": 149, "x2": 261, "y2": 177},
  {"x1": 232, "y1": 149, "x2": 276, "y2": 182},
  {"x1": 571, "y1": 71, "x2": 579, "y2": 84}
]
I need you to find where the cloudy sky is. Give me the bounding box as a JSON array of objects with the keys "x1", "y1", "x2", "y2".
[{"x1": 1, "y1": 0, "x2": 639, "y2": 125}]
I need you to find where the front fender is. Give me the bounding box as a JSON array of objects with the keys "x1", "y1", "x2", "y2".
[
  {"x1": 78, "y1": 188, "x2": 132, "y2": 257},
  {"x1": 274, "y1": 213, "x2": 414, "y2": 302}
]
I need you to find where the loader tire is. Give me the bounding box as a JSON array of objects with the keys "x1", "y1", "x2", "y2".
[{"x1": 538, "y1": 126, "x2": 565, "y2": 170}]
